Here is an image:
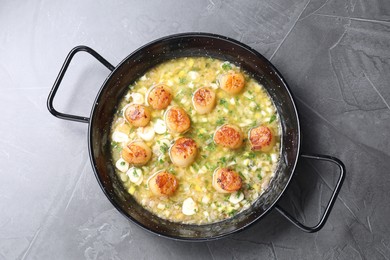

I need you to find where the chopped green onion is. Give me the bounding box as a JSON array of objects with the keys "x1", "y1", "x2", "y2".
[
  {"x1": 219, "y1": 99, "x2": 228, "y2": 108},
  {"x1": 222, "y1": 63, "x2": 232, "y2": 70},
  {"x1": 269, "y1": 114, "x2": 277, "y2": 123},
  {"x1": 216, "y1": 117, "x2": 225, "y2": 125},
  {"x1": 179, "y1": 77, "x2": 186, "y2": 84}
]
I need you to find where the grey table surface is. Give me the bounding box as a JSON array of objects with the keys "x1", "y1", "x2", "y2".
[{"x1": 1, "y1": 0, "x2": 389, "y2": 259}]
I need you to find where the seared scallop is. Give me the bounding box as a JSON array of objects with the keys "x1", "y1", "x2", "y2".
[
  {"x1": 213, "y1": 124, "x2": 244, "y2": 149},
  {"x1": 212, "y1": 168, "x2": 242, "y2": 193},
  {"x1": 192, "y1": 87, "x2": 216, "y2": 114},
  {"x1": 165, "y1": 106, "x2": 191, "y2": 133},
  {"x1": 121, "y1": 140, "x2": 152, "y2": 166},
  {"x1": 148, "y1": 170, "x2": 178, "y2": 196},
  {"x1": 147, "y1": 84, "x2": 173, "y2": 110},
  {"x1": 169, "y1": 137, "x2": 197, "y2": 167},
  {"x1": 219, "y1": 71, "x2": 245, "y2": 94},
  {"x1": 124, "y1": 104, "x2": 151, "y2": 127},
  {"x1": 249, "y1": 125, "x2": 276, "y2": 152}
]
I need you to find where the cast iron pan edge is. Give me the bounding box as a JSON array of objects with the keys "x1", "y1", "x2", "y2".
[{"x1": 87, "y1": 32, "x2": 301, "y2": 241}]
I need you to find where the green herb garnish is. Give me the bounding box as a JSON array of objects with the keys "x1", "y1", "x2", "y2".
[
  {"x1": 160, "y1": 143, "x2": 169, "y2": 153},
  {"x1": 269, "y1": 114, "x2": 277, "y2": 123},
  {"x1": 247, "y1": 152, "x2": 256, "y2": 159},
  {"x1": 205, "y1": 142, "x2": 216, "y2": 151},
  {"x1": 222, "y1": 63, "x2": 232, "y2": 70},
  {"x1": 216, "y1": 117, "x2": 225, "y2": 125},
  {"x1": 179, "y1": 77, "x2": 186, "y2": 84},
  {"x1": 219, "y1": 98, "x2": 228, "y2": 108},
  {"x1": 228, "y1": 209, "x2": 238, "y2": 216},
  {"x1": 219, "y1": 157, "x2": 227, "y2": 164},
  {"x1": 238, "y1": 171, "x2": 245, "y2": 180}
]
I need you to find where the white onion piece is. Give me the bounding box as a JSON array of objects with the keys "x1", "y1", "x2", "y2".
[
  {"x1": 131, "y1": 93, "x2": 144, "y2": 104},
  {"x1": 137, "y1": 126, "x2": 155, "y2": 141},
  {"x1": 115, "y1": 158, "x2": 129, "y2": 173},
  {"x1": 112, "y1": 131, "x2": 129, "y2": 143},
  {"x1": 154, "y1": 119, "x2": 167, "y2": 134},
  {"x1": 182, "y1": 198, "x2": 198, "y2": 216},
  {"x1": 188, "y1": 71, "x2": 199, "y2": 80},
  {"x1": 229, "y1": 191, "x2": 244, "y2": 204},
  {"x1": 126, "y1": 167, "x2": 143, "y2": 185}
]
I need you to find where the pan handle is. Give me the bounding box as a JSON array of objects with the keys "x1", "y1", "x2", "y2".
[
  {"x1": 47, "y1": 46, "x2": 115, "y2": 123},
  {"x1": 275, "y1": 153, "x2": 345, "y2": 233}
]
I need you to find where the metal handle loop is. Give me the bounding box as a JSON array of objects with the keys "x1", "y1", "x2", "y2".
[
  {"x1": 275, "y1": 153, "x2": 345, "y2": 233},
  {"x1": 47, "y1": 45, "x2": 115, "y2": 123}
]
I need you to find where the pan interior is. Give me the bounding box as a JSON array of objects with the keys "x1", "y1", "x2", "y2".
[{"x1": 89, "y1": 33, "x2": 300, "y2": 240}]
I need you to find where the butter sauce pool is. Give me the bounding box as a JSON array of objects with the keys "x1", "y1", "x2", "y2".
[{"x1": 110, "y1": 57, "x2": 281, "y2": 224}]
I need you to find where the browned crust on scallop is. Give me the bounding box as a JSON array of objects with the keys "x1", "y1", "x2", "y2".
[
  {"x1": 121, "y1": 143, "x2": 150, "y2": 165},
  {"x1": 171, "y1": 137, "x2": 197, "y2": 159},
  {"x1": 194, "y1": 87, "x2": 213, "y2": 107},
  {"x1": 214, "y1": 125, "x2": 243, "y2": 149},
  {"x1": 124, "y1": 104, "x2": 151, "y2": 127},
  {"x1": 216, "y1": 168, "x2": 242, "y2": 192},
  {"x1": 148, "y1": 85, "x2": 173, "y2": 110},
  {"x1": 154, "y1": 171, "x2": 178, "y2": 195},
  {"x1": 166, "y1": 107, "x2": 191, "y2": 133},
  {"x1": 249, "y1": 126, "x2": 272, "y2": 151},
  {"x1": 221, "y1": 72, "x2": 245, "y2": 94}
]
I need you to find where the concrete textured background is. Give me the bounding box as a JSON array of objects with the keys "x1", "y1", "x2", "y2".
[{"x1": 0, "y1": 0, "x2": 389, "y2": 259}]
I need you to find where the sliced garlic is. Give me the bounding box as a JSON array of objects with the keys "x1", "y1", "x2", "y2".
[
  {"x1": 130, "y1": 93, "x2": 144, "y2": 104},
  {"x1": 137, "y1": 126, "x2": 155, "y2": 141},
  {"x1": 182, "y1": 198, "x2": 198, "y2": 216},
  {"x1": 112, "y1": 131, "x2": 129, "y2": 143},
  {"x1": 154, "y1": 119, "x2": 167, "y2": 134},
  {"x1": 126, "y1": 167, "x2": 143, "y2": 185},
  {"x1": 229, "y1": 191, "x2": 244, "y2": 204},
  {"x1": 115, "y1": 158, "x2": 129, "y2": 173}
]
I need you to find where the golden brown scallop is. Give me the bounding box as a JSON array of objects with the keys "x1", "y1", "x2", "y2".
[
  {"x1": 149, "y1": 170, "x2": 178, "y2": 196},
  {"x1": 169, "y1": 137, "x2": 197, "y2": 167},
  {"x1": 147, "y1": 84, "x2": 173, "y2": 110},
  {"x1": 213, "y1": 124, "x2": 244, "y2": 149},
  {"x1": 212, "y1": 168, "x2": 242, "y2": 193},
  {"x1": 121, "y1": 141, "x2": 152, "y2": 166},
  {"x1": 192, "y1": 87, "x2": 216, "y2": 114},
  {"x1": 165, "y1": 106, "x2": 191, "y2": 133},
  {"x1": 249, "y1": 125, "x2": 276, "y2": 152},
  {"x1": 124, "y1": 104, "x2": 151, "y2": 127},
  {"x1": 219, "y1": 71, "x2": 245, "y2": 94}
]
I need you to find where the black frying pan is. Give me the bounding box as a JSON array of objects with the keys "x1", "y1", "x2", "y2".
[{"x1": 47, "y1": 33, "x2": 345, "y2": 241}]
